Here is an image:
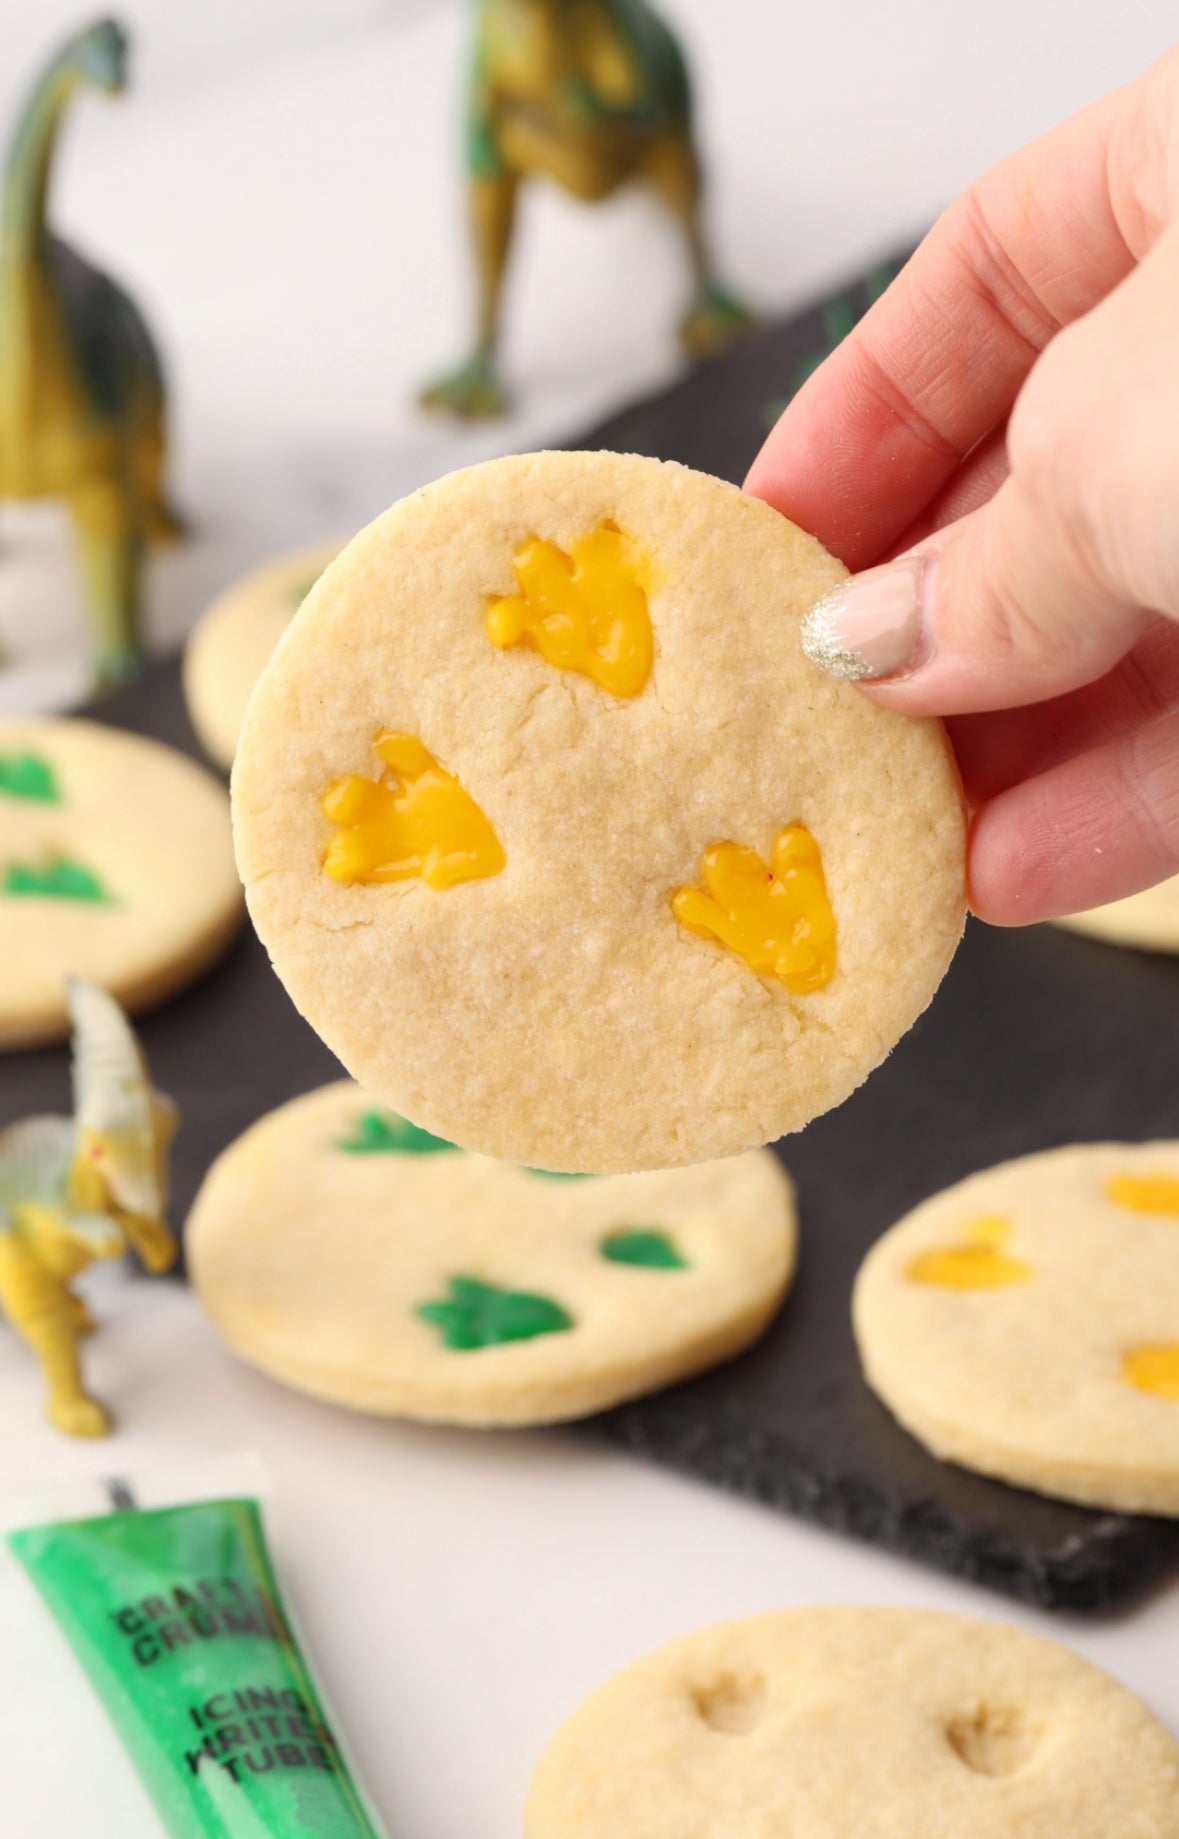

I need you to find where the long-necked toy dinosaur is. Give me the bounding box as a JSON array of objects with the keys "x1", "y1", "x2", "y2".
[
  {"x1": 0, "y1": 18, "x2": 183, "y2": 688},
  {"x1": 0, "y1": 979, "x2": 178, "y2": 1437},
  {"x1": 421, "y1": 0, "x2": 756, "y2": 418}
]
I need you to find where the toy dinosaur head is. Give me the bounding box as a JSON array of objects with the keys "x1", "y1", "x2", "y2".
[
  {"x1": 67, "y1": 980, "x2": 177, "y2": 1268},
  {"x1": 71, "y1": 18, "x2": 130, "y2": 96}
]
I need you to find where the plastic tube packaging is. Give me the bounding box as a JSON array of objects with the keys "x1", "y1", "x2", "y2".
[{"x1": 7, "y1": 1471, "x2": 389, "y2": 1839}]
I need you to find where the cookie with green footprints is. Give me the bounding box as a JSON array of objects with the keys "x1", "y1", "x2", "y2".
[
  {"x1": 0, "y1": 718, "x2": 243, "y2": 1049},
  {"x1": 187, "y1": 1081, "x2": 797, "y2": 1425},
  {"x1": 183, "y1": 541, "x2": 341, "y2": 770}
]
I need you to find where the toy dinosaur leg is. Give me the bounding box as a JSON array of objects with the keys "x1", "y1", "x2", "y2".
[
  {"x1": 120, "y1": 1211, "x2": 178, "y2": 1276},
  {"x1": 138, "y1": 427, "x2": 188, "y2": 544},
  {"x1": 70, "y1": 473, "x2": 145, "y2": 690},
  {"x1": 0, "y1": 1239, "x2": 109, "y2": 1437},
  {"x1": 644, "y1": 133, "x2": 757, "y2": 360},
  {"x1": 420, "y1": 172, "x2": 518, "y2": 419}
]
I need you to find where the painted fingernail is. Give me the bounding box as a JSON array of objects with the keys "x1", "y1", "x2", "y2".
[{"x1": 801, "y1": 555, "x2": 931, "y2": 682}]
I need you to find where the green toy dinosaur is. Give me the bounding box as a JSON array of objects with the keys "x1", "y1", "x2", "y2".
[
  {"x1": 0, "y1": 18, "x2": 183, "y2": 688},
  {"x1": 421, "y1": 0, "x2": 756, "y2": 418},
  {"x1": 0, "y1": 979, "x2": 178, "y2": 1437}
]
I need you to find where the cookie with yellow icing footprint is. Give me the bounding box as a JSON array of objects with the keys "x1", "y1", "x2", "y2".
[
  {"x1": 526, "y1": 1607, "x2": 1179, "y2": 1839},
  {"x1": 0, "y1": 719, "x2": 243, "y2": 1050},
  {"x1": 854, "y1": 1143, "x2": 1179, "y2": 1514},
  {"x1": 186, "y1": 1081, "x2": 797, "y2": 1425},
  {"x1": 233, "y1": 452, "x2": 966, "y2": 1172},
  {"x1": 1055, "y1": 876, "x2": 1179, "y2": 953},
  {"x1": 183, "y1": 542, "x2": 341, "y2": 770}
]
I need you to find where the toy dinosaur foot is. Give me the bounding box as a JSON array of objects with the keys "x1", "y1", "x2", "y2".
[
  {"x1": 48, "y1": 1391, "x2": 110, "y2": 1438},
  {"x1": 69, "y1": 1297, "x2": 97, "y2": 1337},
  {"x1": 129, "y1": 1217, "x2": 179, "y2": 1276},
  {"x1": 419, "y1": 353, "x2": 510, "y2": 421},
  {"x1": 96, "y1": 643, "x2": 145, "y2": 693},
  {"x1": 680, "y1": 285, "x2": 759, "y2": 361}
]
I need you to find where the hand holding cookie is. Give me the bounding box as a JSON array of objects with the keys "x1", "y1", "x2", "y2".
[{"x1": 750, "y1": 47, "x2": 1179, "y2": 929}]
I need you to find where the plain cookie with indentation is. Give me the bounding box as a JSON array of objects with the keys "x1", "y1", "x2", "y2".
[
  {"x1": 183, "y1": 542, "x2": 341, "y2": 770},
  {"x1": 186, "y1": 1080, "x2": 797, "y2": 1425},
  {"x1": 527, "y1": 1607, "x2": 1179, "y2": 1838},
  {"x1": 854, "y1": 1142, "x2": 1179, "y2": 1514},
  {"x1": 0, "y1": 718, "x2": 243, "y2": 1048},
  {"x1": 233, "y1": 451, "x2": 966, "y2": 1172}
]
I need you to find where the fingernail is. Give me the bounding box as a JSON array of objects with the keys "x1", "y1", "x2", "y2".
[{"x1": 801, "y1": 555, "x2": 931, "y2": 682}]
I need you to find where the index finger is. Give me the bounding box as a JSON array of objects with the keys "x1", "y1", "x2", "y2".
[{"x1": 745, "y1": 65, "x2": 1158, "y2": 568}]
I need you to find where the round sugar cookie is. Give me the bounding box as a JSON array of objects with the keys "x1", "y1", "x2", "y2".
[
  {"x1": 0, "y1": 718, "x2": 243, "y2": 1049},
  {"x1": 184, "y1": 541, "x2": 341, "y2": 769},
  {"x1": 186, "y1": 1080, "x2": 797, "y2": 1425},
  {"x1": 854, "y1": 1143, "x2": 1179, "y2": 1515},
  {"x1": 233, "y1": 451, "x2": 966, "y2": 1172},
  {"x1": 526, "y1": 1607, "x2": 1179, "y2": 1838},
  {"x1": 1055, "y1": 876, "x2": 1179, "y2": 953}
]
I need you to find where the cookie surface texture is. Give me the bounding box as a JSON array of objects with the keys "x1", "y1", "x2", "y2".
[
  {"x1": 1056, "y1": 875, "x2": 1179, "y2": 953},
  {"x1": 184, "y1": 541, "x2": 341, "y2": 769},
  {"x1": 186, "y1": 1081, "x2": 797, "y2": 1425},
  {"x1": 854, "y1": 1142, "x2": 1179, "y2": 1514},
  {"x1": 233, "y1": 452, "x2": 966, "y2": 1171},
  {"x1": 526, "y1": 1607, "x2": 1179, "y2": 1838},
  {"x1": 0, "y1": 718, "x2": 243, "y2": 1048}
]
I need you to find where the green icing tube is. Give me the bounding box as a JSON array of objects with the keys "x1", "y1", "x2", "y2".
[{"x1": 8, "y1": 1495, "x2": 388, "y2": 1839}]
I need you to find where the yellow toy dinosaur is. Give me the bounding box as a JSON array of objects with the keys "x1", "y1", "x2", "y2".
[
  {"x1": 0, "y1": 18, "x2": 183, "y2": 688},
  {"x1": 421, "y1": 0, "x2": 756, "y2": 417},
  {"x1": 0, "y1": 979, "x2": 178, "y2": 1437}
]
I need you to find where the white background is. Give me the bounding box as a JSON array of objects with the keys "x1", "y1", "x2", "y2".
[
  {"x1": 1, "y1": 0, "x2": 1178, "y2": 702},
  {"x1": 2, "y1": 3, "x2": 1179, "y2": 1834}
]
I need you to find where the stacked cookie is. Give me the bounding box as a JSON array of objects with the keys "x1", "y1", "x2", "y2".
[
  {"x1": 854, "y1": 1142, "x2": 1179, "y2": 1516},
  {"x1": 0, "y1": 717, "x2": 242, "y2": 1047},
  {"x1": 188, "y1": 1083, "x2": 797, "y2": 1425},
  {"x1": 183, "y1": 541, "x2": 340, "y2": 770}
]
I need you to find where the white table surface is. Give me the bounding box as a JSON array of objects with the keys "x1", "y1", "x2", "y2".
[
  {"x1": 3, "y1": 4, "x2": 1179, "y2": 1832},
  {"x1": 3, "y1": 1269, "x2": 1179, "y2": 1838}
]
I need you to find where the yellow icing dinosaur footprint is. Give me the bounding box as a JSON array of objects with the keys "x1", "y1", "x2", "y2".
[
  {"x1": 486, "y1": 522, "x2": 653, "y2": 696},
  {"x1": 1103, "y1": 1177, "x2": 1179, "y2": 1400},
  {"x1": 322, "y1": 733, "x2": 505, "y2": 891},
  {"x1": 672, "y1": 825, "x2": 836, "y2": 994},
  {"x1": 1105, "y1": 1173, "x2": 1179, "y2": 1215},
  {"x1": 907, "y1": 1216, "x2": 1032, "y2": 1290},
  {"x1": 1123, "y1": 1345, "x2": 1179, "y2": 1401}
]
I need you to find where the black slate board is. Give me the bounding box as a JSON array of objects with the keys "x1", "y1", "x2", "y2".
[{"x1": 5, "y1": 252, "x2": 1179, "y2": 1614}]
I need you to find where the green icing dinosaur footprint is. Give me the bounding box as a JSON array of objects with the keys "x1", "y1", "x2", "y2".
[
  {"x1": 3, "y1": 856, "x2": 112, "y2": 902},
  {"x1": 0, "y1": 751, "x2": 59, "y2": 803},
  {"x1": 337, "y1": 1110, "x2": 457, "y2": 1155},
  {"x1": 417, "y1": 1276, "x2": 573, "y2": 1351},
  {"x1": 524, "y1": 1169, "x2": 597, "y2": 1182},
  {"x1": 601, "y1": 1228, "x2": 688, "y2": 1270}
]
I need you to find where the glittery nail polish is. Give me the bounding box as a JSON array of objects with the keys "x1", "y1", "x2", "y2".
[{"x1": 801, "y1": 555, "x2": 930, "y2": 682}]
